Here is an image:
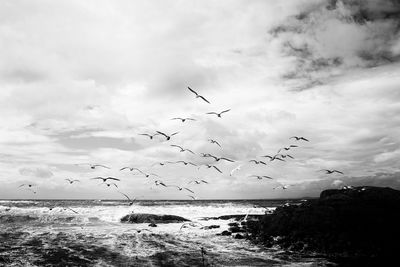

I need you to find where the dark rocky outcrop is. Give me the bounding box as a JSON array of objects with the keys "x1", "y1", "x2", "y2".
[
  {"x1": 246, "y1": 186, "x2": 400, "y2": 265},
  {"x1": 120, "y1": 213, "x2": 189, "y2": 224},
  {"x1": 200, "y1": 214, "x2": 263, "y2": 221}
]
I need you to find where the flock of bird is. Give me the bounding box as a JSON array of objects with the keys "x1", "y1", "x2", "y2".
[{"x1": 18, "y1": 87, "x2": 344, "y2": 204}]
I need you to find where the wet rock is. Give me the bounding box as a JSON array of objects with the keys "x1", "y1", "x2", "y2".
[
  {"x1": 201, "y1": 225, "x2": 220, "y2": 230},
  {"x1": 120, "y1": 213, "x2": 190, "y2": 224},
  {"x1": 246, "y1": 186, "x2": 400, "y2": 263},
  {"x1": 220, "y1": 230, "x2": 232, "y2": 236},
  {"x1": 229, "y1": 226, "x2": 245, "y2": 233},
  {"x1": 228, "y1": 222, "x2": 239, "y2": 227},
  {"x1": 148, "y1": 223, "x2": 157, "y2": 227},
  {"x1": 234, "y1": 234, "x2": 245, "y2": 239}
]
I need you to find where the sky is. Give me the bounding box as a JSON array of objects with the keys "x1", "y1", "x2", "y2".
[{"x1": 1, "y1": 0, "x2": 400, "y2": 199}]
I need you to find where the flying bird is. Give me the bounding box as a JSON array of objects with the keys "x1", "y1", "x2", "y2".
[
  {"x1": 208, "y1": 139, "x2": 221, "y2": 147},
  {"x1": 249, "y1": 160, "x2": 267, "y2": 165},
  {"x1": 138, "y1": 133, "x2": 159, "y2": 140},
  {"x1": 91, "y1": 177, "x2": 120, "y2": 182},
  {"x1": 156, "y1": 131, "x2": 179, "y2": 141},
  {"x1": 277, "y1": 145, "x2": 298, "y2": 153},
  {"x1": 249, "y1": 175, "x2": 274, "y2": 180},
  {"x1": 199, "y1": 164, "x2": 222, "y2": 173},
  {"x1": 320, "y1": 169, "x2": 344, "y2": 175},
  {"x1": 170, "y1": 145, "x2": 195, "y2": 154},
  {"x1": 169, "y1": 185, "x2": 195, "y2": 194},
  {"x1": 118, "y1": 191, "x2": 136, "y2": 206},
  {"x1": 77, "y1": 164, "x2": 111, "y2": 170},
  {"x1": 120, "y1": 167, "x2": 142, "y2": 172},
  {"x1": 290, "y1": 136, "x2": 309, "y2": 142},
  {"x1": 277, "y1": 154, "x2": 294, "y2": 160},
  {"x1": 207, "y1": 154, "x2": 235, "y2": 162},
  {"x1": 154, "y1": 180, "x2": 167, "y2": 187},
  {"x1": 189, "y1": 180, "x2": 208, "y2": 185},
  {"x1": 174, "y1": 161, "x2": 197, "y2": 166},
  {"x1": 206, "y1": 109, "x2": 231, "y2": 118},
  {"x1": 18, "y1": 184, "x2": 35, "y2": 188},
  {"x1": 187, "y1": 87, "x2": 210, "y2": 104},
  {"x1": 230, "y1": 165, "x2": 242, "y2": 176},
  {"x1": 171, "y1": 117, "x2": 196, "y2": 123},
  {"x1": 65, "y1": 179, "x2": 80, "y2": 184}
]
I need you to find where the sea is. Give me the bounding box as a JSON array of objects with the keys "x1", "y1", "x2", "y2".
[{"x1": 0, "y1": 199, "x2": 332, "y2": 267}]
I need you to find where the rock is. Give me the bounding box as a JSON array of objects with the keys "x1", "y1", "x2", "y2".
[
  {"x1": 234, "y1": 234, "x2": 245, "y2": 239},
  {"x1": 120, "y1": 213, "x2": 190, "y2": 224},
  {"x1": 148, "y1": 223, "x2": 157, "y2": 227},
  {"x1": 201, "y1": 225, "x2": 220, "y2": 230},
  {"x1": 220, "y1": 230, "x2": 232, "y2": 236},
  {"x1": 228, "y1": 222, "x2": 239, "y2": 227},
  {"x1": 246, "y1": 186, "x2": 400, "y2": 263},
  {"x1": 201, "y1": 214, "x2": 264, "y2": 221},
  {"x1": 229, "y1": 226, "x2": 245, "y2": 233}
]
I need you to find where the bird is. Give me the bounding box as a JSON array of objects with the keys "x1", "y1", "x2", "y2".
[
  {"x1": 206, "y1": 109, "x2": 231, "y2": 118},
  {"x1": 249, "y1": 175, "x2": 273, "y2": 180},
  {"x1": 156, "y1": 131, "x2": 179, "y2": 141},
  {"x1": 189, "y1": 180, "x2": 208, "y2": 185},
  {"x1": 118, "y1": 191, "x2": 136, "y2": 206},
  {"x1": 208, "y1": 139, "x2": 221, "y2": 147},
  {"x1": 320, "y1": 169, "x2": 344, "y2": 175},
  {"x1": 277, "y1": 145, "x2": 298, "y2": 153},
  {"x1": 199, "y1": 164, "x2": 222, "y2": 173},
  {"x1": 18, "y1": 184, "x2": 35, "y2": 188},
  {"x1": 138, "y1": 133, "x2": 159, "y2": 140},
  {"x1": 290, "y1": 136, "x2": 309, "y2": 142},
  {"x1": 249, "y1": 160, "x2": 267, "y2": 165},
  {"x1": 169, "y1": 185, "x2": 194, "y2": 193},
  {"x1": 170, "y1": 145, "x2": 195, "y2": 154},
  {"x1": 174, "y1": 161, "x2": 197, "y2": 166},
  {"x1": 78, "y1": 164, "x2": 110, "y2": 170},
  {"x1": 65, "y1": 179, "x2": 80, "y2": 184},
  {"x1": 120, "y1": 167, "x2": 142, "y2": 172},
  {"x1": 136, "y1": 170, "x2": 160, "y2": 178},
  {"x1": 151, "y1": 161, "x2": 174, "y2": 167},
  {"x1": 91, "y1": 177, "x2": 120, "y2": 182},
  {"x1": 230, "y1": 165, "x2": 242, "y2": 176},
  {"x1": 154, "y1": 180, "x2": 167, "y2": 187},
  {"x1": 276, "y1": 154, "x2": 294, "y2": 160},
  {"x1": 171, "y1": 117, "x2": 196, "y2": 123},
  {"x1": 187, "y1": 87, "x2": 210, "y2": 104},
  {"x1": 100, "y1": 182, "x2": 118, "y2": 188},
  {"x1": 207, "y1": 154, "x2": 235, "y2": 162}
]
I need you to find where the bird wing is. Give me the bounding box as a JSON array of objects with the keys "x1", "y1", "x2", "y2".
[
  {"x1": 185, "y1": 149, "x2": 195, "y2": 154},
  {"x1": 260, "y1": 161, "x2": 267, "y2": 165},
  {"x1": 18, "y1": 184, "x2": 26, "y2": 188},
  {"x1": 198, "y1": 95, "x2": 210, "y2": 104},
  {"x1": 184, "y1": 188, "x2": 194, "y2": 193},
  {"x1": 289, "y1": 136, "x2": 298, "y2": 140},
  {"x1": 118, "y1": 191, "x2": 131, "y2": 201},
  {"x1": 156, "y1": 131, "x2": 168, "y2": 137},
  {"x1": 95, "y1": 164, "x2": 111, "y2": 169},
  {"x1": 188, "y1": 162, "x2": 197, "y2": 166},
  {"x1": 120, "y1": 167, "x2": 129, "y2": 171},
  {"x1": 187, "y1": 195, "x2": 196, "y2": 200},
  {"x1": 171, "y1": 118, "x2": 182, "y2": 121},
  {"x1": 91, "y1": 177, "x2": 103, "y2": 180},
  {"x1": 206, "y1": 112, "x2": 218, "y2": 115},
  {"x1": 263, "y1": 176, "x2": 273, "y2": 179},
  {"x1": 150, "y1": 173, "x2": 160, "y2": 178},
  {"x1": 170, "y1": 132, "x2": 179, "y2": 136},
  {"x1": 138, "y1": 133, "x2": 150, "y2": 137},
  {"x1": 106, "y1": 177, "x2": 120, "y2": 181},
  {"x1": 212, "y1": 166, "x2": 222, "y2": 173},
  {"x1": 300, "y1": 137, "x2": 309, "y2": 141},
  {"x1": 186, "y1": 118, "x2": 196, "y2": 121},
  {"x1": 201, "y1": 180, "x2": 208, "y2": 184},
  {"x1": 171, "y1": 144, "x2": 183, "y2": 149},
  {"x1": 187, "y1": 86, "x2": 199, "y2": 96},
  {"x1": 220, "y1": 157, "x2": 234, "y2": 162},
  {"x1": 220, "y1": 109, "x2": 231, "y2": 114},
  {"x1": 111, "y1": 183, "x2": 118, "y2": 188},
  {"x1": 334, "y1": 170, "x2": 344, "y2": 174}
]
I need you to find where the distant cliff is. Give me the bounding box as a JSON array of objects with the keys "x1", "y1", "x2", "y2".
[{"x1": 246, "y1": 186, "x2": 400, "y2": 265}]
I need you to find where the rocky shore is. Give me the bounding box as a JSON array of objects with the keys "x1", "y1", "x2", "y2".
[{"x1": 243, "y1": 186, "x2": 400, "y2": 265}]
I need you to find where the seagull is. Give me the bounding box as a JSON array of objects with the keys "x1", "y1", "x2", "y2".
[
  {"x1": 189, "y1": 180, "x2": 208, "y2": 185},
  {"x1": 199, "y1": 164, "x2": 222, "y2": 173},
  {"x1": 207, "y1": 154, "x2": 235, "y2": 162},
  {"x1": 276, "y1": 154, "x2": 294, "y2": 160},
  {"x1": 208, "y1": 139, "x2": 221, "y2": 147},
  {"x1": 136, "y1": 170, "x2": 160, "y2": 178},
  {"x1": 151, "y1": 161, "x2": 174, "y2": 167},
  {"x1": 249, "y1": 175, "x2": 274, "y2": 180},
  {"x1": 180, "y1": 222, "x2": 204, "y2": 231},
  {"x1": 206, "y1": 109, "x2": 231, "y2": 118},
  {"x1": 154, "y1": 180, "x2": 167, "y2": 187},
  {"x1": 100, "y1": 182, "x2": 118, "y2": 188},
  {"x1": 175, "y1": 161, "x2": 197, "y2": 166},
  {"x1": 249, "y1": 160, "x2": 267, "y2": 165},
  {"x1": 156, "y1": 131, "x2": 179, "y2": 141},
  {"x1": 171, "y1": 117, "x2": 196, "y2": 123},
  {"x1": 18, "y1": 184, "x2": 35, "y2": 188},
  {"x1": 77, "y1": 163, "x2": 111, "y2": 170},
  {"x1": 187, "y1": 87, "x2": 210, "y2": 104},
  {"x1": 65, "y1": 179, "x2": 80, "y2": 184},
  {"x1": 91, "y1": 177, "x2": 121, "y2": 182},
  {"x1": 290, "y1": 136, "x2": 309, "y2": 142},
  {"x1": 138, "y1": 133, "x2": 159, "y2": 140},
  {"x1": 170, "y1": 145, "x2": 195, "y2": 154},
  {"x1": 169, "y1": 185, "x2": 195, "y2": 193},
  {"x1": 320, "y1": 169, "x2": 344, "y2": 175},
  {"x1": 118, "y1": 191, "x2": 136, "y2": 206},
  {"x1": 230, "y1": 165, "x2": 242, "y2": 176},
  {"x1": 277, "y1": 145, "x2": 298, "y2": 153},
  {"x1": 120, "y1": 167, "x2": 142, "y2": 172}
]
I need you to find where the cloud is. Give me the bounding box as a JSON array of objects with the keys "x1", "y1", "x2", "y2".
[{"x1": 19, "y1": 167, "x2": 54, "y2": 178}]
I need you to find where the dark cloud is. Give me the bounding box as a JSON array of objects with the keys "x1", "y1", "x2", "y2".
[{"x1": 270, "y1": 0, "x2": 400, "y2": 89}]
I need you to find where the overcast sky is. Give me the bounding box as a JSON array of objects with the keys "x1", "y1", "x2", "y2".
[{"x1": 1, "y1": 0, "x2": 400, "y2": 199}]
